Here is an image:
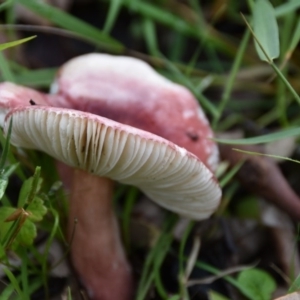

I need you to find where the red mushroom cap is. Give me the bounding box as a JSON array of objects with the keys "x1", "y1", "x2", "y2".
[{"x1": 51, "y1": 54, "x2": 219, "y2": 171}]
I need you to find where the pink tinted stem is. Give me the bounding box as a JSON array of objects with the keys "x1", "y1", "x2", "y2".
[{"x1": 69, "y1": 169, "x2": 133, "y2": 300}]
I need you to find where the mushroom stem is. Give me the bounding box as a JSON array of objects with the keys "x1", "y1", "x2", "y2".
[{"x1": 69, "y1": 169, "x2": 133, "y2": 300}]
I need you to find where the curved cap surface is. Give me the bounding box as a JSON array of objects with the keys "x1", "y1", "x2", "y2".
[
  {"x1": 51, "y1": 53, "x2": 219, "y2": 171},
  {"x1": 5, "y1": 106, "x2": 221, "y2": 220}
]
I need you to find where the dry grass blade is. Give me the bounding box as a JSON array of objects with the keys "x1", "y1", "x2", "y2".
[{"x1": 186, "y1": 262, "x2": 259, "y2": 287}]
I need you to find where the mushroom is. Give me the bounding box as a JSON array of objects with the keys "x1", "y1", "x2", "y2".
[
  {"x1": 4, "y1": 105, "x2": 222, "y2": 300},
  {"x1": 50, "y1": 53, "x2": 219, "y2": 172},
  {"x1": 0, "y1": 55, "x2": 220, "y2": 299}
]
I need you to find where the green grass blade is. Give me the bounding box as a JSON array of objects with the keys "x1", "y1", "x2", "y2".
[
  {"x1": 0, "y1": 283, "x2": 16, "y2": 300},
  {"x1": 42, "y1": 207, "x2": 60, "y2": 298},
  {"x1": 124, "y1": 0, "x2": 235, "y2": 57},
  {"x1": 253, "y1": 0, "x2": 279, "y2": 62},
  {"x1": 0, "y1": 118, "x2": 12, "y2": 170},
  {"x1": 17, "y1": 0, "x2": 124, "y2": 52},
  {"x1": 0, "y1": 130, "x2": 26, "y2": 181},
  {"x1": 0, "y1": 52, "x2": 14, "y2": 82},
  {"x1": 126, "y1": 1, "x2": 195, "y2": 36},
  {"x1": 213, "y1": 29, "x2": 250, "y2": 128},
  {"x1": 286, "y1": 19, "x2": 300, "y2": 58},
  {"x1": 219, "y1": 160, "x2": 244, "y2": 188},
  {"x1": 232, "y1": 148, "x2": 300, "y2": 164},
  {"x1": 122, "y1": 187, "x2": 138, "y2": 251},
  {"x1": 153, "y1": 233, "x2": 173, "y2": 299},
  {"x1": 194, "y1": 261, "x2": 256, "y2": 300},
  {"x1": 19, "y1": 248, "x2": 30, "y2": 300},
  {"x1": 289, "y1": 272, "x2": 300, "y2": 292},
  {"x1": 143, "y1": 18, "x2": 160, "y2": 56},
  {"x1": 209, "y1": 291, "x2": 230, "y2": 300},
  {"x1": 0, "y1": 0, "x2": 13, "y2": 13},
  {"x1": 67, "y1": 287, "x2": 72, "y2": 300},
  {"x1": 14, "y1": 68, "x2": 57, "y2": 87},
  {"x1": 136, "y1": 215, "x2": 177, "y2": 300},
  {"x1": 271, "y1": 63, "x2": 300, "y2": 106},
  {"x1": 214, "y1": 127, "x2": 300, "y2": 145},
  {"x1": 2, "y1": 268, "x2": 24, "y2": 299},
  {"x1": 103, "y1": 0, "x2": 122, "y2": 34},
  {"x1": 275, "y1": 0, "x2": 300, "y2": 18},
  {"x1": 0, "y1": 36, "x2": 36, "y2": 51},
  {"x1": 0, "y1": 178, "x2": 8, "y2": 201},
  {"x1": 27, "y1": 276, "x2": 44, "y2": 297},
  {"x1": 178, "y1": 221, "x2": 194, "y2": 299},
  {"x1": 159, "y1": 57, "x2": 219, "y2": 118}
]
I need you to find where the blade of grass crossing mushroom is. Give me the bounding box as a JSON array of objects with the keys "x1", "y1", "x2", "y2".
[
  {"x1": 214, "y1": 127, "x2": 300, "y2": 145},
  {"x1": 159, "y1": 54, "x2": 219, "y2": 118}
]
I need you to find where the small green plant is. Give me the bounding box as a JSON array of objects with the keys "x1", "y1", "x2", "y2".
[
  {"x1": 0, "y1": 120, "x2": 65, "y2": 299},
  {"x1": 0, "y1": 166, "x2": 47, "y2": 257},
  {"x1": 237, "y1": 268, "x2": 276, "y2": 300}
]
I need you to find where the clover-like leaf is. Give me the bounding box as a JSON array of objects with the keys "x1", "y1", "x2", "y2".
[
  {"x1": 27, "y1": 196, "x2": 47, "y2": 222},
  {"x1": 0, "y1": 207, "x2": 37, "y2": 251},
  {"x1": 18, "y1": 167, "x2": 42, "y2": 207},
  {"x1": 237, "y1": 268, "x2": 276, "y2": 300},
  {"x1": 14, "y1": 219, "x2": 37, "y2": 247}
]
